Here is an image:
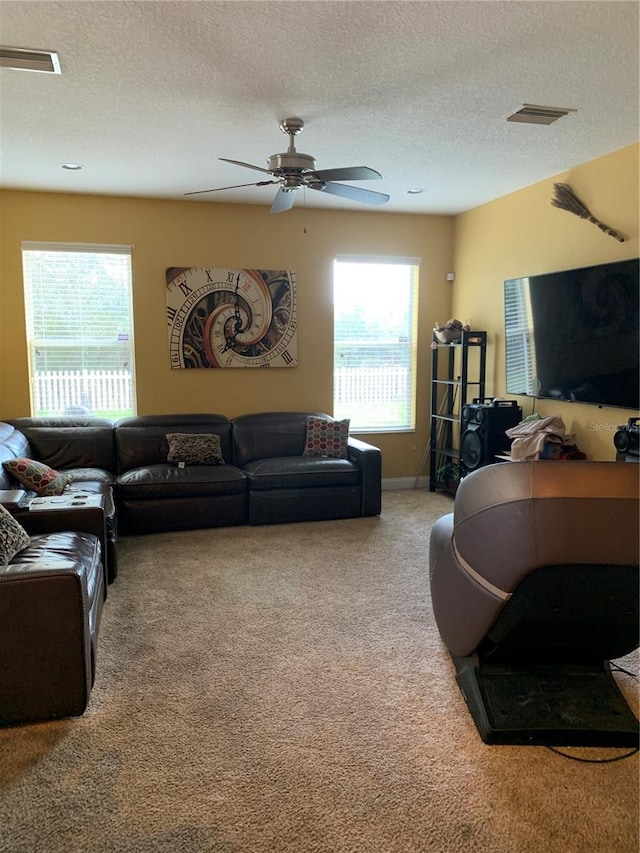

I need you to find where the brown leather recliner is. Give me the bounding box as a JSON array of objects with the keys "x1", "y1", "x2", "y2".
[
  {"x1": 429, "y1": 461, "x2": 639, "y2": 747},
  {"x1": 0, "y1": 531, "x2": 104, "y2": 726}
]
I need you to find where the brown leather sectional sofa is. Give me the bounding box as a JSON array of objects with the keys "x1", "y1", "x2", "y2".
[
  {"x1": 0, "y1": 411, "x2": 381, "y2": 724},
  {"x1": 1, "y1": 410, "x2": 382, "y2": 570},
  {"x1": 113, "y1": 412, "x2": 381, "y2": 533}
]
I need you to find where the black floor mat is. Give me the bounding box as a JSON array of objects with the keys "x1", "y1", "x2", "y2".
[{"x1": 455, "y1": 663, "x2": 639, "y2": 747}]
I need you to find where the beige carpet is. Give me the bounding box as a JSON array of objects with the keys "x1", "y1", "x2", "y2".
[{"x1": 0, "y1": 489, "x2": 638, "y2": 853}]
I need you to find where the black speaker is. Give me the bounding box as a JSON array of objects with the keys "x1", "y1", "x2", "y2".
[
  {"x1": 613, "y1": 418, "x2": 640, "y2": 462},
  {"x1": 460, "y1": 399, "x2": 522, "y2": 473}
]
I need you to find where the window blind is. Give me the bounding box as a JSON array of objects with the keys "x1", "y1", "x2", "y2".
[
  {"x1": 333, "y1": 258, "x2": 419, "y2": 431},
  {"x1": 504, "y1": 278, "x2": 537, "y2": 395},
  {"x1": 21, "y1": 244, "x2": 136, "y2": 418}
]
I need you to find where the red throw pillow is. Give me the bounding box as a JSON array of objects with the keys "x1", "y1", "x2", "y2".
[
  {"x1": 2, "y1": 458, "x2": 71, "y2": 496},
  {"x1": 303, "y1": 417, "x2": 350, "y2": 459}
]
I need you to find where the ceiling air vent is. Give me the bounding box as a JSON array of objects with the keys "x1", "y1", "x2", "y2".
[
  {"x1": 0, "y1": 46, "x2": 61, "y2": 73},
  {"x1": 506, "y1": 104, "x2": 576, "y2": 125}
]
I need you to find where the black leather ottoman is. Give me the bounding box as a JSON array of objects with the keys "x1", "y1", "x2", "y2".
[{"x1": 0, "y1": 531, "x2": 104, "y2": 726}]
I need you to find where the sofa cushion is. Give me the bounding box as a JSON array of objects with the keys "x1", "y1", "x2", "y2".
[
  {"x1": 117, "y1": 464, "x2": 247, "y2": 499},
  {"x1": 5, "y1": 419, "x2": 116, "y2": 473},
  {"x1": 64, "y1": 467, "x2": 116, "y2": 485},
  {"x1": 232, "y1": 412, "x2": 331, "y2": 467},
  {"x1": 3, "y1": 458, "x2": 71, "y2": 496},
  {"x1": 242, "y1": 456, "x2": 360, "y2": 491},
  {"x1": 166, "y1": 433, "x2": 225, "y2": 466},
  {"x1": 303, "y1": 416, "x2": 350, "y2": 459},
  {"x1": 0, "y1": 505, "x2": 30, "y2": 566},
  {"x1": 115, "y1": 415, "x2": 232, "y2": 473}
]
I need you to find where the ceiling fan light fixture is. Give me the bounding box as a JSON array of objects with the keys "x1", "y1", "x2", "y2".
[
  {"x1": 267, "y1": 152, "x2": 316, "y2": 174},
  {"x1": 61, "y1": 163, "x2": 83, "y2": 170},
  {"x1": 0, "y1": 46, "x2": 61, "y2": 73},
  {"x1": 407, "y1": 188, "x2": 423, "y2": 194}
]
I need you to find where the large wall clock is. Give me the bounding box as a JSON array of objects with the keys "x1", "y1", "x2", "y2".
[{"x1": 166, "y1": 267, "x2": 298, "y2": 368}]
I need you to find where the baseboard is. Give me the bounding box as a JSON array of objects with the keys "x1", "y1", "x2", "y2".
[{"x1": 382, "y1": 476, "x2": 429, "y2": 491}]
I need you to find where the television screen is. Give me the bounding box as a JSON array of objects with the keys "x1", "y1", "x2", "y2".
[{"x1": 504, "y1": 258, "x2": 639, "y2": 410}]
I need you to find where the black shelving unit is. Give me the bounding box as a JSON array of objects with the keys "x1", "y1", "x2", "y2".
[{"x1": 429, "y1": 330, "x2": 487, "y2": 493}]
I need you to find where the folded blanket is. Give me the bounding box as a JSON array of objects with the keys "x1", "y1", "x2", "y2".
[{"x1": 506, "y1": 415, "x2": 576, "y2": 461}]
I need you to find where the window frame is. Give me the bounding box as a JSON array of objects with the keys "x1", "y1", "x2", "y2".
[
  {"x1": 333, "y1": 254, "x2": 420, "y2": 433},
  {"x1": 21, "y1": 241, "x2": 137, "y2": 419}
]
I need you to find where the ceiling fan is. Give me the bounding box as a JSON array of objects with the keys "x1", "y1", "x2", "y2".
[{"x1": 185, "y1": 117, "x2": 390, "y2": 213}]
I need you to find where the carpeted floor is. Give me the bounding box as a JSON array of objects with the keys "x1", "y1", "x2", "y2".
[{"x1": 0, "y1": 489, "x2": 638, "y2": 853}]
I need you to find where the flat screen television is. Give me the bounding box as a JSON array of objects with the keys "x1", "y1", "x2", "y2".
[{"x1": 504, "y1": 258, "x2": 639, "y2": 410}]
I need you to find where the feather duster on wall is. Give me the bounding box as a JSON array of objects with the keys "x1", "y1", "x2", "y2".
[{"x1": 551, "y1": 183, "x2": 626, "y2": 242}]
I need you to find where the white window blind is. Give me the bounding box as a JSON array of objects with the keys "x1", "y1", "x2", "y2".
[
  {"x1": 333, "y1": 256, "x2": 419, "y2": 431},
  {"x1": 504, "y1": 277, "x2": 537, "y2": 396},
  {"x1": 21, "y1": 243, "x2": 136, "y2": 418}
]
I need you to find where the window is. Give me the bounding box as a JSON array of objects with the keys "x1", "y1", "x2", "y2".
[
  {"x1": 504, "y1": 277, "x2": 537, "y2": 396},
  {"x1": 333, "y1": 256, "x2": 419, "y2": 431},
  {"x1": 21, "y1": 242, "x2": 136, "y2": 418}
]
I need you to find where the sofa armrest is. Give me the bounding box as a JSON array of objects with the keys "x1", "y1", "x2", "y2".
[{"x1": 347, "y1": 437, "x2": 381, "y2": 516}]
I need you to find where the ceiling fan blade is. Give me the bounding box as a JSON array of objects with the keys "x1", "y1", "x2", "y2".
[
  {"x1": 185, "y1": 180, "x2": 278, "y2": 196},
  {"x1": 271, "y1": 187, "x2": 297, "y2": 213},
  {"x1": 312, "y1": 166, "x2": 382, "y2": 182},
  {"x1": 312, "y1": 182, "x2": 390, "y2": 206},
  {"x1": 219, "y1": 157, "x2": 270, "y2": 175}
]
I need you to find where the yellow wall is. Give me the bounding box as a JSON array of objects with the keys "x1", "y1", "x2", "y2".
[
  {"x1": 1, "y1": 143, "x2": 637, "y2": 474},
  {"x1": 0, "y1": 192, "x2": 454, "y2": 479},
  {"x1": 453, "y1": 143, "x2": 639, "y2": 461}
]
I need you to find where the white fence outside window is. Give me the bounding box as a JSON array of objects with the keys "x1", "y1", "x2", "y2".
[
  {"x1": 33, "y1": 366, "x2": 406, "y2": 418},
  {"x1": 34, "y1": 369, "x2": 133, "y2": 416},
  {"x1": 334, "y1": 366, "x2": 409, "y2": 404}
]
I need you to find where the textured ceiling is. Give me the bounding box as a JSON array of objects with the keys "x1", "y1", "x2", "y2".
[{"x1": 0, "y1": 0, "x2": 638, "y2": 215}]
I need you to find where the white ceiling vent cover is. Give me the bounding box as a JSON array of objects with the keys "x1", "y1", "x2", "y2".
[
  {"x1": 506, "y1": 104, "x2": 577, "y2": 125},
  {"x1": 0, "y1": 47, "x2": 61, "y2": 73}
]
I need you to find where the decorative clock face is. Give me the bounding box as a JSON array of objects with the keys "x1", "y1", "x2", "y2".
[{"x1": 166, "y1": 268, "x2": 298, "y2": 368}]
